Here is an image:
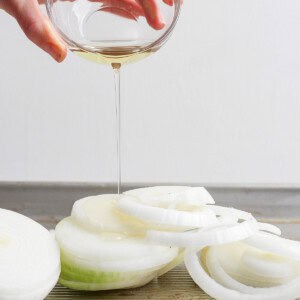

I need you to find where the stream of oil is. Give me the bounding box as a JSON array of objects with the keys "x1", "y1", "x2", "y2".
[
  {"x1": 72, "y1": 45, "x2": 154, "y2": 194},
  {"x1": 112, "y1": 63, "x2": 121, "y2": 194}
]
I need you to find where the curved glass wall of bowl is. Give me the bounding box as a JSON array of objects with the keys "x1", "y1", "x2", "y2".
[{"x1": 46, "y1": 0, "x2": 181, "y2": 193}]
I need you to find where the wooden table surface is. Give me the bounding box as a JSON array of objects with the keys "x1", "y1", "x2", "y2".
[{"x1": 0, "y1": 183, "x2": 299, "y2": 300}]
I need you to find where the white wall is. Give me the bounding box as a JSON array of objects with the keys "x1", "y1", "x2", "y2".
[{"x1": 1, "y1": 0, "x2": 300, "y2": 185}]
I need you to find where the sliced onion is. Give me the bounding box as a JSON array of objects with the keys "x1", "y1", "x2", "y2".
[
  {"x1": 1, "y1": 273, "x2": 60, "y2": 300},
  {"x1": 226, "y1": 268, "x2": 296, "y2": 288},
  {"x1": 240, "y1": 247, "x2": 299, "y2": 279},
  {"x1": 204, "y1": 246, "x2": 300, "y2": 297},
  {"x1": 0, "y1": 209, "x2": 60, "y2": 298},
  {"x1": 61, "y1": 247, "x2": 178, "y2": 273},
  {"x1": 59, "y1": 273, "x2": 155, "y2": 291},
  {"x1": 49, "y1": 229, "x2": 56, "y2": 238},
  {"x1": 157, "y1": 250, "x2": 184, "y2": 277},
  {"x1": 217, "y1": 215, "x2": 239, "y2": 224},
  {"x1": 147, "y1": 217, "x2": 259, "y2": 248},
  {"x1": 59, "y1": 249, "x2": 181, "y2": 291},
  {"x1": 244, "y1": 232, "x2": 300, "y2": 261},
  {"x1": 216, "y1": 243, "x2": 296, "y2": 287},
  {"x1": 124, "y1": 186, "x2": 215, "y2": 206},
  {"x1": 207, "y1": 205, "x2": 253, "y2": 220},
  {"x1": 71, "y1": 194, "x2": 145, "y2": 235},
  {"x1": 56, "y1": 217, "x2": 179, "y2": 266},
  {"x1": 206, "y1": 246, "x2": 269, "y2": 294},
  {"x1": 56, "y1": 217, "x2": 180, "y2": 291},
  {"x1": 258, "y1": 223, "x2": 281, "y2": 236},
  {"x1": 206, "y1": 206, "x2": 281, "y2": 235},
  {"x1": 118, "y1": 195, "x2": 217, "y2": 229},
  {"x1": 185, "y1": 248, "x2": 300, "y2": 300}
]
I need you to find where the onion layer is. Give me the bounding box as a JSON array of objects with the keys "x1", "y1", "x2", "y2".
[
  {"x1": 185, "y1": 248, "x2": 300, "y2": 300},
  {"x1": 118, "y1": 195, "x2": 217, "y2": 230},
  {"x1": 0, "y1": 209, "x2": 60, "y2": 299},
  {"x1": 124, "y1": 186, "x2": 215, "y2": 206},
  {"x1": 147, "y1": 217, "x2": 259, "y2": 248},
  {"x1": 56, "y1": 217, "x2": 181, "y2": 290}
]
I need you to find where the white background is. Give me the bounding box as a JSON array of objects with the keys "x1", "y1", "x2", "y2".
[{"x1": 1, "y1": 0, "x2": 300, "y2": 185}]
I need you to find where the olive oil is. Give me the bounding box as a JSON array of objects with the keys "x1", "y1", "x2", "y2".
[{"x1": 73, "y1": 46, "x2": 153, "y2": 65}]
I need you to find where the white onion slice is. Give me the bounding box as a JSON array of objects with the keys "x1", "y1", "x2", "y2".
[
  {"x1": 215, "y1": 243, "x2": 296, "y2": 287},
  {"x1": 56, "y1": 216, "x2": 181, "y2": 291},
  {"x1": 97, "y1": 254, "x2": 179, "y2": 273},
  {"x1": 59, "y1": 273, "x2": 155, "y2": 291},
  {"x1": 1, "y1": 273, "x2": 60, "y2": 300},
  {"x1": 258, "y1": 223, "x2": 281, "y2": 236},
  {"x1": 217, "y1": 215, "x2": 239, "y2": 224},
  {"x1": 118, "y1": 195, "x2": 217, "y2": 229},
  {"x1": 147, "y1": 218, "x2": 258, "y2": 248},
  {"x1": 49, "y1": 229, "x2": 56, "y2": 238},
  {"x1": 206, "y1": 246, "x2": 269, "y2": 294},
  {"x1": 225, "y1": 267, "x2": 296, "y2": 288},
  {"x1": 240, "y1": 247, "x2": 299, "y2": 279},
  {"x1": 204, "y1": 246, "x2": 300, "y2": 297},
  {"x1": 244, "y1": 232, "x2": 300, "y2": 261},
  {"x1": 124, "y1": 186, "x2": 215, "y2": 206},
  {"x1": 157, "y1": 250, "x2": 184, "y2": 277},
  {"x1": 185, "y1": 248, "x2": 300, "y2": 300},
  {"x1": 71, "y1": 194, "x2": 144, "y2": 235},
  {"x1": 0, "y1": 209, "x2": 60, "y2": 299},
  {"x1": 61, "y1": 246, "x2": 178, "y2": 273},
  {"x1": 206, "y1": 206, "x2": 281, "y2": 235},
  {"x1": 207, "y1": 205, "x2": 253, "y2": 221},
  {"x1": 56, "y1": 217, "x2": 178, "y2": 265}
]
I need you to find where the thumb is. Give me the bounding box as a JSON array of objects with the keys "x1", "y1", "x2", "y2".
[{"x1": 5, "y1": 0, "x2": 67, "y2": 62}]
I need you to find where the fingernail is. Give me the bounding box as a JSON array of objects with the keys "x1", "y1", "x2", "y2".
[{"x1": 43, "y1": 43, "x2": 65, "y2": 63}]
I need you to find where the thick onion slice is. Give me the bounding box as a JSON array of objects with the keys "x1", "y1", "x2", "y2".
[
  {"x1": 205, "y1": 246, "x2": 300, "y2": 297},
  {"x1": 242, "y1": 247, "x2": 298, "y2": 279},
  {"x1": 0, "y1": 209, "x2": 60, "y2": 299},
  {"x1": 185, "y1": 247, "x2": 300, "y2": 300},
  {"x1": 147, "y1": 218, "x2": 259, "y2": 248},
  {"x1": 206, "y1": 246, "x2": 276, "y2": 293},
  {"x1": 61, "y1": 246, "x2": 178, "y2": 273},
  {"x1": 71, "y1": 194, "x2": 145, "y2": 235},
  {"x1": 56, "y1": 217, "x2": 180, "y2": 290},
  {"x1": 56, "y1": 217, "x2": 178, "y2": 264},
  {"x1": 215, "y1": 243, "x2": 298, "y2": 287},
  {"x1": 59, "y1": 248, "x2": 181, "y2": 291},
  {"x1": 118, "y1": 195, "x2": 217, "y2": 229},
  {"x1": 124, "y1": 186, "x2": 215, "y2": 206},
  {"x1": 59, "y1": 252, "x2": 182, "y2": 291},
  {"x1": 244, "y1": 232, "x2": 300, "y2": 261}
]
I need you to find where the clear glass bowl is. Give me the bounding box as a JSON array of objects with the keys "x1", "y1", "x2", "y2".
[{"x1": 46, "y1": 0, "x2": 181, "y2": 56}]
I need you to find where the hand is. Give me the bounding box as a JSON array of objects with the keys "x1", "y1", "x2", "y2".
[{"x1": 0, "y1": 0, "x2": 175, "y2": 63}]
